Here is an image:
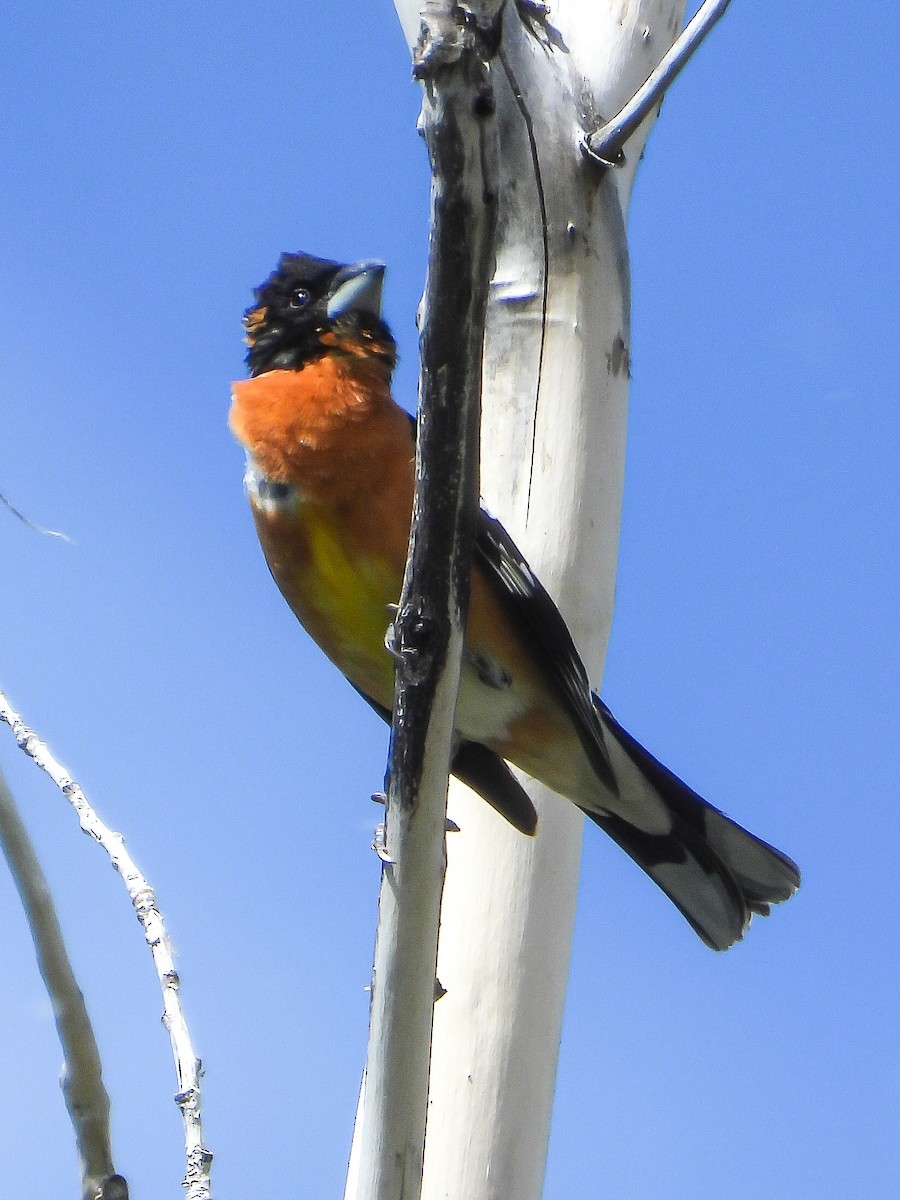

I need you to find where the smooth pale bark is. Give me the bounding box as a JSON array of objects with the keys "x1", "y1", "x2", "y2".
[{"x1": 391, "y1": 3, "x2": 686, "y2": 1198}]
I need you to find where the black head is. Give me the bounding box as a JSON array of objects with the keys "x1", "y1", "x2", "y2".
[{"x1": 244, "y1": 252, "x2": 393, "y2": 376}]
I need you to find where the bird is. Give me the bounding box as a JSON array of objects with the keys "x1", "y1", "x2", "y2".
[{"x1": 229, "y1": 251, "x2": 800, "y2": 950}]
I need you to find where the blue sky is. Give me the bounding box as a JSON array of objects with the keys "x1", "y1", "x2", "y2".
[{"x1": 1, "y1": 4, "x2": 897, "y2": 1196}]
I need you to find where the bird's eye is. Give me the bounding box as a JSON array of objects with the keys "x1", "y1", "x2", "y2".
[{"x1": 289, "y1": 287, "x2": 311, "y2": 309}]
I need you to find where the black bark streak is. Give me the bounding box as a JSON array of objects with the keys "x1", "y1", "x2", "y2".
[
  {"x1": 388, "y1": 39, "x2": 499, "y2": 817},
  {"x1": 496, "y1": 45, "x2": 549, "y2": 524}
]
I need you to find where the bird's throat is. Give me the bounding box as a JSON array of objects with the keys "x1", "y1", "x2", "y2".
[{"x1": 229, "y1": 360, "x2": 409, "y2": 509}]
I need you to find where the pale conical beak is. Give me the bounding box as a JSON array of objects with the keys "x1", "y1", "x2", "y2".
[{"x1": 326, "y1": 260, "x2": 386, "y2": 320}]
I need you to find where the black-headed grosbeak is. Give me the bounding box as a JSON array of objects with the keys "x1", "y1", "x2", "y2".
[{"x1": 229, "y1": 252, "x2": 799, "y2": 950}]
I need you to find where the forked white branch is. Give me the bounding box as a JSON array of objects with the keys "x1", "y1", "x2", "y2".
[{"x1": 0, "y1": 689, "x2": 212, "y2": 1200}]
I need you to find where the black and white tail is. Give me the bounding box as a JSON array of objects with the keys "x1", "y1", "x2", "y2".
[{"x1": 588, "y1": 699, "x2": 800, "y2": 951}]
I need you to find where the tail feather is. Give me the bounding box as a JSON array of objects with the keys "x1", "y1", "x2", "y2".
[
  {"x1": 583, "y1": 806, "x2": 751, "y2": 950},
  {"x1": 590, "y1": 699, "x2": 800, "y2": 950}
]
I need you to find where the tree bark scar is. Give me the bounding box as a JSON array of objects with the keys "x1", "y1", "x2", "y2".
[{"x1": 607, "y1": 332, "x2": 630, "y2": 378}]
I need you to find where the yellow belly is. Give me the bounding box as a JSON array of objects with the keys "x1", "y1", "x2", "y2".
[
  {"x1": 251, "y1": 491, "x2": 594, "y2": 805},
  {"x1": 254, "y1": 500, "x2": 400, "y2": 709}
]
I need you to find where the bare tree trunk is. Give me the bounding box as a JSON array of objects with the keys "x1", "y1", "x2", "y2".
[{"x1": 391, "y1": 3, "x2": 687, "y2": 1197}]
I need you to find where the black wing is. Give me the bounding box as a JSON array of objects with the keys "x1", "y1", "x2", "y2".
[
  {"x1": 473, "y1": 509, "x2": 617, "y2": 796},
  {"x1": 403, "y1": 408, "x2": 614, "y2": 795}
]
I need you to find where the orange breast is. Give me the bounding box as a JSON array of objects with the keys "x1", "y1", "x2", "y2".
[{"x1": 230, "y1": 359, "x2": 415, "y2": 707}]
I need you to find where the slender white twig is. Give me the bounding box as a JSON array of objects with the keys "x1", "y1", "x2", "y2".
[
  {"x1": 0, "y1": 689, "x2": 212, "y2": 1200},
  {"x1": 584, "y1": 0, "x2": 732, "y2": 164},
  {"x1": 0, "y1": 764, "x2": 117, "y2": 1200},
  {"x1": 0, "y1": 489, "x2": 73, "y2": 542}
]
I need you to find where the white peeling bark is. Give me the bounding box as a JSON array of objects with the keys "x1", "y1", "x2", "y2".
[{"x1": 392, "y1": 2, "x2": 686, "y2": 1197}]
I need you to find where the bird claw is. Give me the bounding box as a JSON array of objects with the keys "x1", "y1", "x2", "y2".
[
  {"x1": 384, "y1": 622, "x2": 403, "y2": 662},
  {"x1": 373, "y1": 792, "x2": 460, "y2": 834},
  {"x1": 372, "y1": 823, "x2": 395, "y2": 864}
]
